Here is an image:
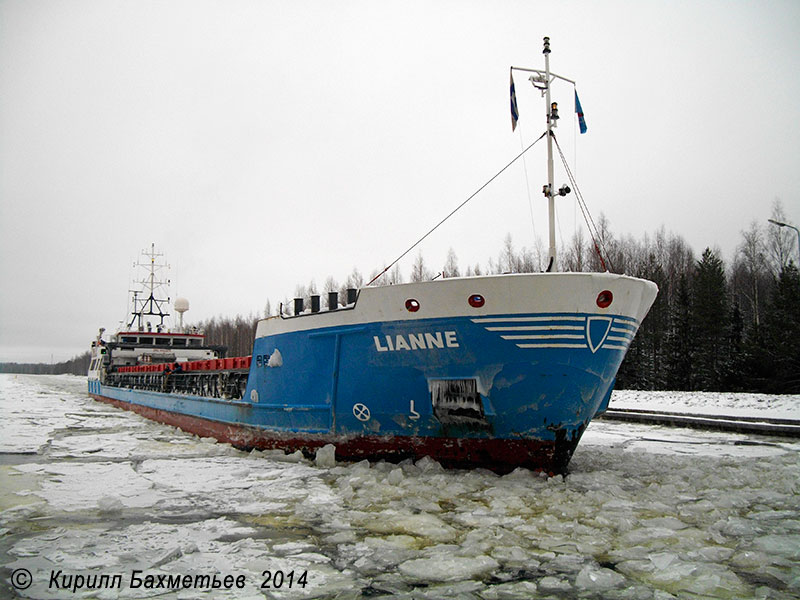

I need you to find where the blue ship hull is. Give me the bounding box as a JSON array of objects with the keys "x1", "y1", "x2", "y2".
[{"x1": 90, "y1": 273, "x2": 658, "y2": 473}]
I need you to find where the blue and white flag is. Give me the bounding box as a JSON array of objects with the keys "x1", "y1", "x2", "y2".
[
  {"x1": 575, "y1": 90, "x2": 587, "y2": 134},
  {"x1": 510, "y1": 71, "x2": 519, "y2": 131}
]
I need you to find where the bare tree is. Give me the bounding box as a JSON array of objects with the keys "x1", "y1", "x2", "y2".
[
  {"x1": 388, "y1": 264, "x2": 404, "y2": 285},
  {"x1": 369, "y1": 266, "x2": 389, "y2": 287},
  {"x1": 293, "y1": 280, "x2": 318, "y2": 307},
  {"x1": 443, "y1": 248, "x2": 460, "y2": 278},
  {"x1": 766, "y1": 199, "x2": 797, "y2": 274},
  {"x1": 519, "y1": 246, "x2": 537, "y2": 272},
  {"x1": 323, "y1": 276, "x2": 339, "y2": 294},
  {"x1": 587, "y1": 213, "x2": 613, "y2": 272},
  {"x1": 733, "y1": 221, "x2": 770, "y2": 327},
  {"x1": 344, "y1": 267, "x2": 363, "y2": 290},
  {"x1": 335, "y1": 268, "x2": 364, "y2": 304},
  {"x1": 664, "y1": 231, "x2": 695, "y2": 303},
  {"x1": 293, "y1": 283, "x2": 308, "y2": 302},
  {"x1": 411, "y1": 251, "x2": 433, "y2": 282},
  {"x1": 500, "y1": 234, "x2": 519, "y2": 273},
  {"x1": 563, "y1": 229, "x2": 586, "y2": 272}
]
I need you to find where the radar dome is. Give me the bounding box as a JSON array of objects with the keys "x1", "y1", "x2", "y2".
[
  {"x1": 174, "y1": 297, "x2": 190, "y2": 313},
  {"x1": 174, "y1": 298, "x2": 190, "y2": 330}
]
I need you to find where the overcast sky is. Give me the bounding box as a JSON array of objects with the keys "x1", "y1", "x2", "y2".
[{"x1": 1, "y1": 0, "x2": 799, "y2": 363}]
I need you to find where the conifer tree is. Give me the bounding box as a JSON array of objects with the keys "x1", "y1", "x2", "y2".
[
  {"x1": 762, "y1": 263, "x2": 800, "y2": 392},
  {"x1": 691, "y1": 248, "x2": 730, "y2": 390},
  {"x1": 726, "y1": 302, "x2": 745, "y2": 390},
  {"x1": 640, "y1": 254, "x2": 668, "y2": 388},
  {"x1": 664, "y1": 273, "x2": 693, "y2": 390}
]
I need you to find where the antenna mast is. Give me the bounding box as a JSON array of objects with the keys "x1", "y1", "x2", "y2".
[
  {"x1": 517, "y1": 37, "x2": 575, "y2": 272},
  {"x1": 127, "y1": 243, "x2": 171, "y2": 330},
  {"x1": 543, "y1": 37, "x2": 557, "y2": 271}
]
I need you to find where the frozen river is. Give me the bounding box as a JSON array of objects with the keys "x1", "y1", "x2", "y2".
[{"x1": 1, "y1": 374, "x2": 798, "y2": 599}]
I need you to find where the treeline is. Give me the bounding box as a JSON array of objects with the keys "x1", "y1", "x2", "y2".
[
  {"x1": 615, "y1": 242, "x2": 800, "y2": 394},
  {"x1": 571, "y1": 202, "x2": 799, "y2": 393},
  {"x1": 0, "y1": 351, "x2": 91, "y2": 376},
  {"x1": 191, "y1": 313, "x2": 259, "y2": 358}
]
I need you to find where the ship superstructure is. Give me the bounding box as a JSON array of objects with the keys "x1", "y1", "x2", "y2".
[{"x1": 88, "y1": 244, "x2": 226, "y2": 391}]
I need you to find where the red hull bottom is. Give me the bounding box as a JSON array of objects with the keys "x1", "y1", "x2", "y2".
[{"x1": 90, "y1": 394, "x2": 581, "y2": 474}]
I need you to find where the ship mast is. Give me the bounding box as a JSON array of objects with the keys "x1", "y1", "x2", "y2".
[
  {"x1": 543, "y1": 37, "x2": 557, "y2": 271},
  {"x1": 520, "y1": 37, "x2": 575, "y2": 272},
  {"x1": 127, "y1": 243, "x2": 171, "y2": 330}
]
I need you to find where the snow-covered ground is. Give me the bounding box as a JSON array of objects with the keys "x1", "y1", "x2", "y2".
[
  {"x1": 611, "y1": 389, "x2": 800, "y2": 421},
  {"x1": 1, "y1": 374, "x2": 798, "y2": 599}
]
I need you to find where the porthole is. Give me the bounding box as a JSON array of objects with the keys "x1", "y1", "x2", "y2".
[
  {"x1": 405, "y1": 298, "x2": 420, "y2": 312},
  {"x1": 596, "y1": 290, "x2": 613, "y2": 308},
  {"x1": 468, "y1": 294, "x2": 485, "y2": 308}
]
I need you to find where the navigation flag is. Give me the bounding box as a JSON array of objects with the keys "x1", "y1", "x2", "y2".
[
  {"x1": 510, "y1": 71, "x2": 519, "y2": 131},
  {"x1": 575, "y1": 90, "x2": 587, "y2": 134}
]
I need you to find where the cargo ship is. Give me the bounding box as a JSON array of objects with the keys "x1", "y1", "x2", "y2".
[{"x1": 88, "y1": 39, "x2": 658, "y2": 473}]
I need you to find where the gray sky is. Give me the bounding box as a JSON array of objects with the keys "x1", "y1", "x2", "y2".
[{"x1": 1, "y1": 0, "x2": 799, "y2": 363}]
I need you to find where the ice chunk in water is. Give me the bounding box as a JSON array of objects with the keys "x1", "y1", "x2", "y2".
[
  {"x1": 96, "y1": 495, "x2": 124, "y2": 514},
  {"x1": 282, "y1": 449, "x2": 305, "y2": 462},
  {"x1": 679, "y1": 563, "x2": 748, "y2": 596},
  {"x1": 731, "y1": 550, "x2": 771, "y2": 568},
  {"x1": 479, "y1": 580, "x2": 538, "y2": 598},
  {"x1": 376, "y1": 513, "x2": 458, "y2": 543},
  {"x1": 538, "y1": 575, "x2": 571, "y2": 592},
  {"x1": 387, "y1": 466, "x2": 404, "y2": 485},
  {"x1": 416, "y1": 455, "x2": 444, "y2": 473},
  {"x1": 575, "y1": 565, "x2": 626, "y2": 590},
  {"x1": 754, "y1": 534, "x2": 800, "y2": 560},
  {"x1": 398, "y1": 554, "x2": 499, "y2": 582},
  {"x1": 150, "y1": 546, "x2": 183, "y2": 568},
  {"x1": 691, "y1": 545, "x2": 734, "y2": 562},
  {"x1": 548, "y1": 552, "x2": 586, "y2": 573},
  {"x1": 649, "y1": 552, "x2": 678, "y2": 571},
  {"x1": 314, "y1": 443, "x2": 336, "y2": 468},
  {"x1": 642, "y1": 516, "x2": 688, "y2": 530}
]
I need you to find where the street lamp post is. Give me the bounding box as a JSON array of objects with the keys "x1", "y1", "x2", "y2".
[{"x1": 768, "y1": 219, "x2": 800, "y2": 263}]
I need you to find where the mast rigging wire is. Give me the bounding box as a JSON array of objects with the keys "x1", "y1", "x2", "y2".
[
  {"x1": 551, "y1": 132, "x2": 611, "y2": 272},
  {"x1": 518, "y1": 131, "x2": 538, "y2": 245},
  {"x1": 367, "y1": 132, "x2": 547, "y2": 286}
]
